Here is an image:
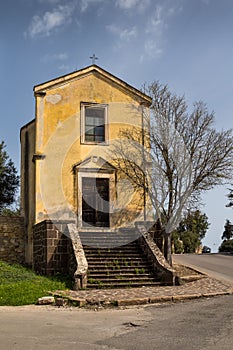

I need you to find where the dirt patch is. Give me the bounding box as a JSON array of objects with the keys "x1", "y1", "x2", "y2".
[{"x1": 173, "y1": 263, "x2": 202, "y2": 277}]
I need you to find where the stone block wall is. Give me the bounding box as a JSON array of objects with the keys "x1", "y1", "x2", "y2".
[
  {"x1": 0, "y1": 216, "x2": 25, "y2": 264},
  {"x1": 33, "y1": 220, "x2": 74, "y2": 276}
]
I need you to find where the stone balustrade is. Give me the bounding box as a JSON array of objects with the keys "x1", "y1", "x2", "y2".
[{"x1": 67, "y1": 223, "x2": 88, "y2": 290}]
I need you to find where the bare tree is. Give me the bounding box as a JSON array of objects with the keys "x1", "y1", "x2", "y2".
[{"x1": 111, "y1": 81, "x2": 233, "y2": 265}]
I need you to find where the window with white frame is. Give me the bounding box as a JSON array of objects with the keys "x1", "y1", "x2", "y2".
[{"x1": 81, "y1": 103, "x2": 108, "y2": 144}]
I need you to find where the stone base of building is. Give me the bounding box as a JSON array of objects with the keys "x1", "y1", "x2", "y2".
[{"x1": 33, "y1": 220, "x2": 75, "y2": 276}]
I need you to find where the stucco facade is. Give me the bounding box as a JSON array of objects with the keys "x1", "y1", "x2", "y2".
[{"x1": 21, "y1": 65, "x2": 152, "y2": 265}]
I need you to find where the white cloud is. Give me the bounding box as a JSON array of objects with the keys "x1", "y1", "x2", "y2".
[
  {"x1": 41, "y1": 52, "x2": 71, "y2": 72},
  {"x1": 41, "y1": 53, "x2": 68, "y2": 63},
  {"x1": 116, "y1": 0, "x2": 139, "y2": 9},
  {"x1": 139, "y1": 3, "x2": 183, "y2": 61},
  {"x1": 38, "y1": 0, "x2": 61, "y2": 4},
  {"x1": 143, "y1": 39, "x2": 163, "y2": 59},
  {"x1": 115, "y1": 0, "x2": 150, "y2": 12},
  {"x1": 79, "y1": 0, "x2": 106, "y2": 13},
  {"x1": 120, "y1": 27, "x2": 137, "y2": 40},
  {"x1": 146, "y1": 5, "x2": 164, "y2": 34},
  {"x1": 58, "y1": 64, "x2": 72, "y2": 71},
  {"x1": 146, "y1": 3, "x2": 182, "y2": 34},
  {"x1": 27, "y1": 4, "x2": 74, "y2": 38},
  {"x1": 107, "y1": 24, "x2": 137, "y2": 41}
]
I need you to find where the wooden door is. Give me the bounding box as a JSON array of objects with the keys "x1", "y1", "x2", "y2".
[{"x1": 82, "y1": 177, "x2": 109, "y2": 227}]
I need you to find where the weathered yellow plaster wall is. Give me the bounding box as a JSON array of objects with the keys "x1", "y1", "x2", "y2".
[
  {"x1": 20, "y1": 120, "x2": 36, "y2": 264},
  {"x1": 33, "y1": 72, "x2": 149, "y2": 228},
  {"x1": 40, "y1": 74, "x2": 141, "y2": 146}
]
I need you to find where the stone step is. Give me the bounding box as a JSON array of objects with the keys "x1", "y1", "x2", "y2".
[
  {"x1": 85, "y1": 255, "x2": 146, "y2": 260},
  {"x1": 87, "y1": 265, "x2": 152, "y2": 271},
  {"x1": 86, "y1": 257, "x2": 149, "y2": 263},
  {"x1": 84, "y1": 246, "x2": 140, "y2": 252},
  {"x1": 85, "y1": 250, "x2": 140, "y2": 254},
  {"x1": 81, "y1": 238, "x2": 138, "y2": 242},
  {"x1": 87, "y1": 265, "x2": 152, "y2": 272},
  {"x1": 89, "y1": 273, "x2": 157, "y2": 279},
  {"x1": 87, "y1": 281, "x2": 162, "y2": 289},
  {"x1": 88, "y1": 276, "x2": 157, "y2": 283},
  {"x1": 81, "y1": 236, "x2": 138, "y2": 239},
  {"x1": 82, "y1": 243, "x2": 138, "y2": 249},
  {"x1": 84, "y1": 253, "x2": 141, "y2": 258},
  {"x1": 87, "y1": 260, "x2": 150, "y2": 267},
  {"x1": 79, "y1": 234, "x2": 139, "y2": 248},
  {"x1": 81, "y1": 233, "x2": 162, "y2": 289},
  {"x1": 80, "y1": 235, "x2": 138, "y2": 239}
]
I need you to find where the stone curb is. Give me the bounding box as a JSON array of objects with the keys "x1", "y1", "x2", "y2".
[
  {"x1": 149, "y1": 295, "x2": 173, "y2": 304},
  {"x1": 115, "y1": 291, "x2": 232, "y2": 307},
  {"x1": 116, "y1": 298, "x2": 149, "y2": 306},
  {"x1": 51, "y1": 290, "x2": 233, "y2": 308}
]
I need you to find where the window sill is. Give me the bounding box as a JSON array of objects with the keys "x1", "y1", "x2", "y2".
[{"x1": 80, "y1": 141, "x2": 109, "y2": 146}]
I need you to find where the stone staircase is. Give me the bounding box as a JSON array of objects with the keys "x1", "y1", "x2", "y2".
[{"x1": 79, "y1": 231, "x2": 162, "y2": 289}]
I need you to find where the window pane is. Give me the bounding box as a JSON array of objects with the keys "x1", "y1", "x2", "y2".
[
  {"x1": 85, "y1": 134, "x2": 95, "y2": 141},
  {"x1": 84, "y1": 105, "x2": 106, "y2": 142},
  {"x1": 95, "y1": 135, "x2": 105, "y2": 142},
  {"x1": 95, "y1": 125, "x2": 104, "y2": 136},
  {"x1": 86, "y1": 116, "x2": 96, "y2": 125},
  {"x1": 86, "y1": 107, "x2": 104, "y2": 119},
  {"x1": 94, "y1": 117, "x2": 104, "y2": 126},
  {"x1": 85, "y1": 127, "x2": 95, "y2": 136}
]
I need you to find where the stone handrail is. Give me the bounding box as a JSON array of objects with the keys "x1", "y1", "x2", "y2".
[
  {"x1": 67, "y1": 223, "x2": 88, "y2": 290},
  {"x1": 135, "y1": 222, "x2": 175, "y2": 285}
]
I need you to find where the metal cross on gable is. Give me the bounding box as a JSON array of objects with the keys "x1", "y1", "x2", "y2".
[{"x1": 90, "y1": 54, "x2": 98, "y2": 65}]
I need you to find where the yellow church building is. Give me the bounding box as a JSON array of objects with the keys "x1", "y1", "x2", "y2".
[{"x1": 20, "y1": 65, "x2": 174, "y2": 288}]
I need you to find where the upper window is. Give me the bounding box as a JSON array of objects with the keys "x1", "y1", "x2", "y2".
[{"x1": 81, "y1": 104, "x2": 108, "y2": 144}]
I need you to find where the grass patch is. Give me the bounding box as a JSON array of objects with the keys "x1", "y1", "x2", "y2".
[{"x1": 0, "y1": 260, "x2": 73, "y2": 306}]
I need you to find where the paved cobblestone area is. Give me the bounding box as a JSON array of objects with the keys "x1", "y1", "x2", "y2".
[{"x1": 53, "y1": 275, "x2": 233, "y2": 307}]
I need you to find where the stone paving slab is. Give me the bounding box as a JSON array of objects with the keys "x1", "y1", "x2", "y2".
[{"x1": 52, "y1": 276, "x2": 233, "y2": 307}]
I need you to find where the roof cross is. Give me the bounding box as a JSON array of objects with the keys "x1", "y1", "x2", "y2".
[{"x1": 90, "y1": 54, "x2": 98, "y2": 65}]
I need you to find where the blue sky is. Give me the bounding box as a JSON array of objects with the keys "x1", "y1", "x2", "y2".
[{"x1": 1, "y1": 0, "x2": 233, "y2": 251}]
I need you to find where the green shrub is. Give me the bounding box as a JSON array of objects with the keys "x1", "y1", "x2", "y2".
[{"x1": 219, "y1": 239, "x2": 233, "y2": 253}]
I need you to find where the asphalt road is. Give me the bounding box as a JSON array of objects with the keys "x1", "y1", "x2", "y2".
[
  {"x1": 173, "y1": 253, "x2": 233, "y2": 284},
  {"x1": 0, "y1": 295, "x2": 233, "y2": 349}
]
